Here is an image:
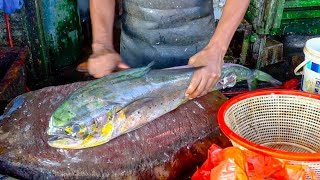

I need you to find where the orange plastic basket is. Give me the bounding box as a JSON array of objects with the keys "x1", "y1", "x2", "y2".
[{"x1": 218, "y1": 90, "x2": 320, "y2": 176}]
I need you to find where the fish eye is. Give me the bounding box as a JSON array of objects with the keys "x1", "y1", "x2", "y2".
[{"x1": 72, "y1": 124, "x2": 81, "y2": 133}]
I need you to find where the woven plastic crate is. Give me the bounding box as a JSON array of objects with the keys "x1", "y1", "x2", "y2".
[{"x1": 218, "y1": 90, "x2": 320, "y2": 177}]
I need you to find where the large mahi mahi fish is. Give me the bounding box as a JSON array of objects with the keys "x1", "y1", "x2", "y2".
[{"x1": 47, "y1": 63, "x2": 281, "y2": 149}]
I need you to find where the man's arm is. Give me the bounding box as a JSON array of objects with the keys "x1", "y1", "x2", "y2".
[
  {"x1": 208, "y1": 0, "x2": 250, "y2": 54},
  {"x1": 88, "y1": 0, "x2": 129, "y2": 78},
  {"x1": 90, "y1": 0, "x2": 116, "y2": 52},
  {"x1": 186, "y1": 0, "x2": 250, "y2": 99}
]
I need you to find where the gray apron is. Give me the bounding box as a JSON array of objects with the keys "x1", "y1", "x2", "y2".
[{"x1": 120, "y1": 0, "x2": 215, "y2": 69}]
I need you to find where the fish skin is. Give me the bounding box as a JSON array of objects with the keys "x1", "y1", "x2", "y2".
[{"x1": 47, "y1": 63, "x2": 281, "y2": 149}]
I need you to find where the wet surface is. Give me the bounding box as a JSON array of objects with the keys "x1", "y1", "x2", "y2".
[{"x1": 0, "y1": 83, "x2": 230, "y2": 179}]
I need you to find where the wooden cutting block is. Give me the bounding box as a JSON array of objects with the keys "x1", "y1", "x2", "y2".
[{"x1": 0, "y1": 82, "x2": 231, "y2": 179}]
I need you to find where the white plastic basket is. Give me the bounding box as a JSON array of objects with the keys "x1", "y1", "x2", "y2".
[{"x1": 218, "y1": 90, "x2": 320, "y2": 178}]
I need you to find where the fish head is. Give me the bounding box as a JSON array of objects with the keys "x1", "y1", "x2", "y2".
[
  {"x1": 49, "y1": 102, "x2": 77, "y2": 127},
  {"x1": 47, "y1": 118, "x2": 115, "y2": 149},
  {"x1": 47, "y1": 120, "x2": 96, "y2": 149},
  {"x1": 47, "y1": 104, "x2": 116, "y2": 149}
]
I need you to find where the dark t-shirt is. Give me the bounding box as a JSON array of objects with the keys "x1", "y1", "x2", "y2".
[{"x1": 120, "y1": 0, "x2": 215, "y2": 69}]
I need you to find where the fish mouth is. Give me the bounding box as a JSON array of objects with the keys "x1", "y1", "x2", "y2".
[
  {"x1": 47, "y1": 125, "x2": 68, "y2": 136},
  {"x1": 47, "y1": 134, "x2": 107, "y2": 149},
  {"x1": 47, "y1": 117, "x2": 108, "y2": 149},
  {"x1": 47, "y1": 124, "x2": 101, "y2": 149},
  {"x1": 47, "y1": 123, "x2": 102, "y2": 149},
  {"x1": 47, "y1": 135, "x2": 84, "y2": 149},
  {"x1": 47, "y1": 123, "x2": 84, "y2": 149}
]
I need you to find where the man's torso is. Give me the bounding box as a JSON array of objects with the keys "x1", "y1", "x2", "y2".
[{"x1": 120, "y1": 0, "x2": 215, "y2": 69}]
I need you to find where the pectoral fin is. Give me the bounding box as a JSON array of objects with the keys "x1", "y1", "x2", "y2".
[{"x1": 116, "y1": 97, "x2": 156, "y2": 120}]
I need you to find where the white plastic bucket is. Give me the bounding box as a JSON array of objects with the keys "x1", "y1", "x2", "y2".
[{"x1": 294, "y1": 37, "x2": 320, "y2": 94}]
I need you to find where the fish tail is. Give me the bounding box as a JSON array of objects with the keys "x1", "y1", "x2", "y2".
[{"x1": 253, "y1": 70, "x2": 282, "y2": 86}]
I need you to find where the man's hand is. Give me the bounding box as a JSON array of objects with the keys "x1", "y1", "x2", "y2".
[
  {"x1": 185, "y1": 45, "x2": 225, "y2": 99},
  {"x1": 185, "y1": 0, "x2": 250, "y2": 99},
  {"x1": 88, "y1": 48, "x2": 129, "y2": 78},
  {"x1": 89, "y1": 0, "x2": 130, "y2": 78}
]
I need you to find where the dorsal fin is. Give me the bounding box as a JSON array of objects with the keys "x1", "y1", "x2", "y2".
[
  {"x1": 71, "y1": 62, "x2": 155, "y2": 98},
  {"x1": 90, "y1": 61, "x2": 154, "y2": 86}
]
